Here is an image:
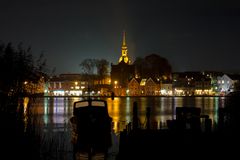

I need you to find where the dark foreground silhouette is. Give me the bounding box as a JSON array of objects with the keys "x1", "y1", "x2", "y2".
[
  {"x1": 70, "y1": 99, "x2": 113, "y2": 160},
  {"x1": 117, "y1": 93, "x2": 240, "y2": 160},
  {"x1": 0, "y1": 106, "x2": 40, "y2": 160},
  {"x1": 1, "y1": 92, "x2": 240, "y2": 160}
]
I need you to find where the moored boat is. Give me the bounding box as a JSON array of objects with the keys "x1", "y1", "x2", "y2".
[{"x1": 70, "y1": 99, "x2": 113, "y2": 159}]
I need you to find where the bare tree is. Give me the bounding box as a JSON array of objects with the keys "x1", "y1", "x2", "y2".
[
  {"x1": 96, "y1": 59, "x2": 109, "y2": 81},
  {"x1": 79, "y1": 59, "x2": 95, "y2": 75}
]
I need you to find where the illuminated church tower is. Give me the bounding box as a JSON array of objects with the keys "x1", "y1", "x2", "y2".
[
  {"x1": 111, "y1": 31, "x2": 135, "y2": 95},
  {"x1": 118, "y1": 31, "x2": 130, "y2": 64}
]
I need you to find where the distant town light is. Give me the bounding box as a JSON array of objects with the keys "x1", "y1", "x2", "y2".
[
  {"x1": 160, "y1": 89, "x2": 167, "y2": 95},
  {"x1": 53, "y1": 90, "x2": 64, "y2": 96}
]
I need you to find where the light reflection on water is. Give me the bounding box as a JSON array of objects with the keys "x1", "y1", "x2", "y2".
[
  {"x1": 26, "y1": 96, "x2": 226, "y2": 159},
  {"x1": 30, "y1": 96, "x2": 225, "y2": 134}
]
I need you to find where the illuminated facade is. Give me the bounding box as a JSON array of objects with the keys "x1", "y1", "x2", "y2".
[
  {"x1": 128, "y1": 78, "x2": 141, "y2": 96},
  {"x1": 217, "y1": 74, "x2": 240, "y2": 95},
  {"x1": 140, "y1": 78, "x2": 158, "y2": 96},
  {"x1": 46, "y1": 74, "x2": 111, "y2": 96},
  {"x1": 160, "y1": 82, "x2": 173, "y2": 96},
  {"x1": 46, "y1": 74, "x2": 87, "y2": 96},
  {"x1": 172, "y1": 71, "x2": 221, "y2": 96},
  {"x1": 128, "y1": 78, "x2": 163, "y2": 96}
]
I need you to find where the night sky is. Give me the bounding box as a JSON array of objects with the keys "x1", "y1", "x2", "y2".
[{"x1": 1, "y1": 0, "x2": 240, "y2": 74}]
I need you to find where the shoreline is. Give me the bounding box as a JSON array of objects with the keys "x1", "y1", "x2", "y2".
[{"x1": 38, "y1": 95, "x2": 227, "y2": 98}]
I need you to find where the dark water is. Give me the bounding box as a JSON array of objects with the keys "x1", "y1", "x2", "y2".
[
  {"x1": 25, "y1": 96, "x2": 226, "y2": 159},
  {"x1": 28, "y1": 96, "x2": 225, "y2": 132}
]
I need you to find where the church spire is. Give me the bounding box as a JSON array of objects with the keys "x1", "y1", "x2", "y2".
[
  {"x1": 122, "y1": 30, "x2": 126, "y2": 46},
  {"x1": 119, "y1": 31, "x2": 130, "y2": 64}
]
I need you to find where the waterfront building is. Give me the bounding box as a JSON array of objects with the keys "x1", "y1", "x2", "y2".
[
  {"x1": 160, "y1": 81, "x2": 173, "y2": 96},
  {"x1": 172, "y1": 71, "x2": 214, "y2": 96},
  {"x1": 143, "y1": 78, "x2": 158, "y2": 96},
  {"x1": 45, "y1": 74, "x2": 111, "y2": 96},
  {"x1": 194, "y1": 76, "x2": 212, "y2": 95},
  {"x1": 46, "y1": 74, "x2": 86, "y2": 96},
  {"x1": 128, "y1": 78, "x2": 162, "y2": 96},
  {"x1": 128, "y1": 78, "x2": 141, "y2": 96},
  {"x1": 172, "y1": 72, "x2": 191, "y2": 96},
  {"x1": 217, "y1": 74, "x2": 240, "y2": 95}
]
